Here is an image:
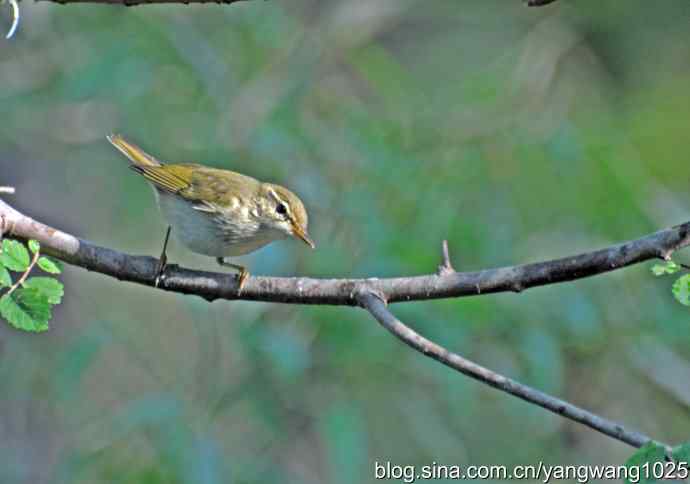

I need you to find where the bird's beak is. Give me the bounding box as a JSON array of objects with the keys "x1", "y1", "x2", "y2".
[{"x1": 292, "y1": 225, "x2": 316, "y2": 249}]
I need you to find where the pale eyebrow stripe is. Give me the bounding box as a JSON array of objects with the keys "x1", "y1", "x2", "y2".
[{"x1": 268, "y1": 188, "x2": 292, "y2": 216}]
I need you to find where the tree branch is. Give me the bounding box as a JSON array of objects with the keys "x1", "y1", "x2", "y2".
[
  {"x1": 524, "y1": 0, "x2": 559, "y2": 6},
  {"x1": 356, "y1": 290, "x2": 667, "y2": 451},
  {"x1": 38, "y1": 0, "x2": 252, "y2": 5},
  {"x1": 0, "y1": 198, "x2": 682, "y2": 449},
  {"x1": 1, "y1": 198, "x2": 688, "y2": 305},
  {"x1": 31, "y1": 0, "x2": 557, "y2": 6},
  {"x1": 3, "y1": 242, "x2": 40, "y2": 298}
]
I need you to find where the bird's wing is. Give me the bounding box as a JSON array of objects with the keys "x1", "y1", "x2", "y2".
[
  {"x1": 108, "y1": 134, "x2": 197, "y2": 195},
  {"x1": 107, "y1": 134, "x2": 162, "y2": 167},
  {"x1": 183, "y1": 167, "x2": 261, "y2": 203},
  {"x1": 131, "y1": 164, "x2": 198, "y2": 195}
]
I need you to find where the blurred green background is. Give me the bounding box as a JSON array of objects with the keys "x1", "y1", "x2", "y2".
[{"x1": 3, "y1": 0, "x2": 690, "y2": 482}]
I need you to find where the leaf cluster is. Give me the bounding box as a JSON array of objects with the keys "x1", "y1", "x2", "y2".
[
  {"x1": 625, "y1": 441, "x2": 690, "y2": 484},
  {"x1": 650, "y1": 261, "x2": 690, "y2": 306},
  {"x1": 0, "y1": 239, "x2": 64, "y2": 332}
]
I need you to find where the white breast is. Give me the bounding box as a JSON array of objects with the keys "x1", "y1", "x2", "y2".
[{"x1": 156, "y1": 192, "x2": 284, "y2": 257}]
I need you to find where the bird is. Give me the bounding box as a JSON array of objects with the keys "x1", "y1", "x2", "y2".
[{"x1": 107, "y1": 134, "x2": 314, "y2": 291}]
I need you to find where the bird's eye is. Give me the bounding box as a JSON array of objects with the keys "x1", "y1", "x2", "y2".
[{"x1": 276, "y1": 203, "x2": 288, "y2": 216}]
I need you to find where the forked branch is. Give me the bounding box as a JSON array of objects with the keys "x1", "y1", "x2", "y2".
[{"x1": 0, "y1": 197, "x2": 684, "y2": 450}]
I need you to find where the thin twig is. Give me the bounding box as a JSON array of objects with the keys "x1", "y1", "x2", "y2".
[
  {"x1": 3, "y1": 0, "x2": 19, "y2": 39},
  {"x1": 438, "y1": 239, "x2": 455, "y2": 276},
  {"x1": 4, "y1": 246, "x2": 40, "y2": 298},
  {"x1": 356, "y1": 289, "x2": 666, "y2": 451}
]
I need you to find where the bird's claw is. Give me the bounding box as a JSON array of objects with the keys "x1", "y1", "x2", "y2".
[
  {"x1": 236, "y1": 269, "x2": 249, "y2": 295},
  {"x1": 154, "y1": 256, "x2": 168, "y2": 288}
]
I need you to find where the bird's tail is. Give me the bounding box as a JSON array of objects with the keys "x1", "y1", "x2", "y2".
[{"x1": 107, "y1": 134, "x2": 162, "y2": 167}]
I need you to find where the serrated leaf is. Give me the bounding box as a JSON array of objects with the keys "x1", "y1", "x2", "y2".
[
  {"x1": 651, "y1": 261, "x2": 681, "y2": 276},
  {"x1": 37, "y1": 256, "x2": 62, "y2": 274},
  {"x1": 0, "y1": 288, "x2": 51, "y2": 332},
  {"x1": 23, "y1": 277, "x2": 63, "y2": 304},
  {"x1": 0, "y1": 266, "x2": 11, "y2": 288},
  {"x1": 0, "y1": 240, "x2": 30, "y2": 272},
  {"x1": 28, "y1": 240, "x2": 40, "y2": 254},
  {"x1": 672, "y1": 275, "x2": 690, "y2": 306},
  {"x1": 624, "y1": 441, "x2": 666, "y2": 484}
]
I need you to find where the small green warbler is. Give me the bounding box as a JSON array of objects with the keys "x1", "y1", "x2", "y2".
[{"x1": 107, "y1": 134, "x2": 314, "y2": 289}]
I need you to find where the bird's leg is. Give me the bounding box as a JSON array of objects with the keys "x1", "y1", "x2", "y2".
[
  {"x1": 216, "y1": 257, "x2": 249, "y2": 293},
  {"x1": 155, "y1": 226, "x2": 172, "y2": 287}
]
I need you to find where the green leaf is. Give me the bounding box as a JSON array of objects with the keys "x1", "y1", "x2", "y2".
[
  {"x1": 672, "y1": 441, "x2": 690, "y2": 461},
  {"x1": 624, "y1": 441, "x2": 666, "y2": 484},
  {"x1": 23, "y1": 277, "x2": 64, "y2": 304},
  {"x1": 0, "y1": 240, "x2": 30, "y2": 272},
  {"x1": 0, "y1": 288, "x2": 51, "y2": 332},
  {"x1": 28, "y1": 239, "x2": 40, "y2": 254},
  {"x1": 651, "y1": 261, "x2": 681, "y2": 276},
  {"x1": 37, "y1": 256, "x2": 62, "y2": 274},
  {"x1": 672, "y1": 275, "x2": 690, "y2": 306},
  {"x1": 0, "y1": 266, "x2": 11, "y2": 288}
]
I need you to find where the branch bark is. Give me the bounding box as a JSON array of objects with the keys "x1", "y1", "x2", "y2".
[
  {"x1": 1, "y1": 198, "x2": 687, "y2": 305},
  {"x1": 0, "y1": 198, "x2": 683, "y2": 450},
  {"x1": 40, "y1": 0, "x2": 251, "y2": 5},
  {"x1": 357, "y1": 290, "x2": 666, "y2": 450},
  {"x1": 32, "y1": 0, "x2": 558, "y2": 6},
  {"x1": 525, "y1": 0, "x2": 559, "y2": 6}
]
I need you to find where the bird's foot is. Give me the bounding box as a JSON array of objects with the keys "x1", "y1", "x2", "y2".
[
  {"x1": 154, "y1": 254, "x2": 168, "y2": 288},
  {"x1": 236, "y1": 268, "x2": 249, "y2": 295},
  {"x1": 216, "y1": 257, "x2": 249, "y2": 295}
]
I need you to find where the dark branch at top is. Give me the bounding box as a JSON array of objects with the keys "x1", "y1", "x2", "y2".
[
  {"x1": 1, "y1": 198, "x2": 688, "y2": 305},
  {"x1": 33, "y1": 0, "x2": 558, "y2": 6},
  {"x1": 41, "y1": 0, "x2": 251, "y2": 5},
  {"x1": 525, "y1": 0, "x2": 559, "y2": 6}
]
